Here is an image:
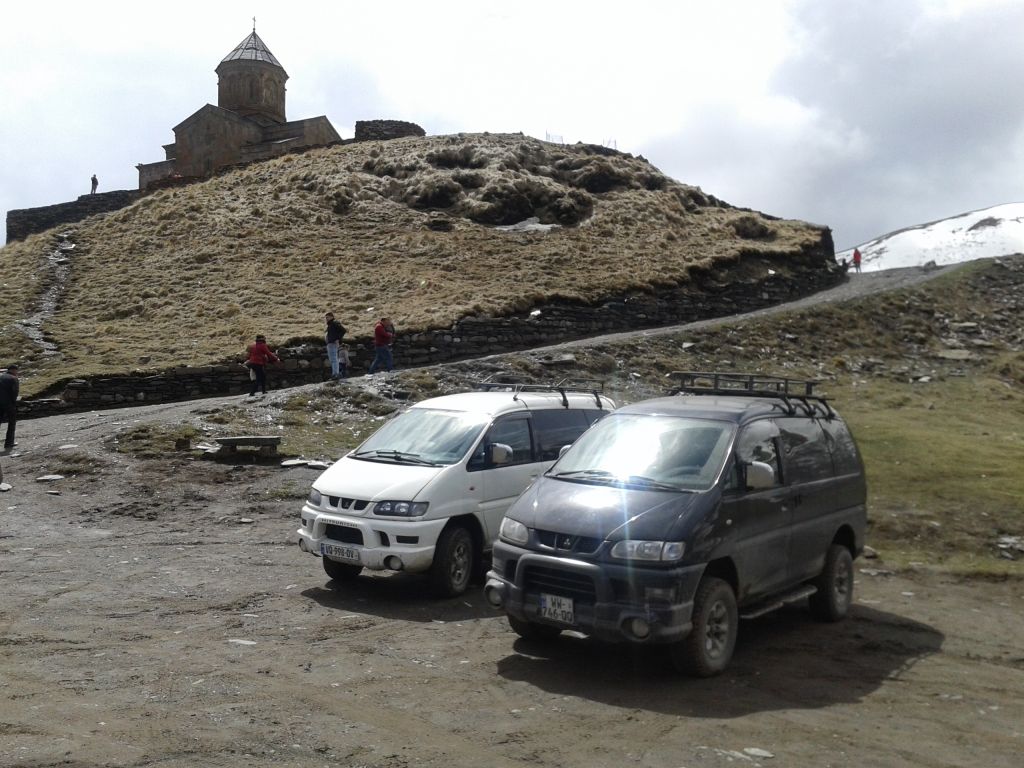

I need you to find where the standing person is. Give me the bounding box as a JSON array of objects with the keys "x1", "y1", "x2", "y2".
[
  {"x1": 245, "y1": 335, "x2": 279, "y2": 397},
  {"x1": 367, "y1": 316, "x2": 395, "y2": 374},
  {"x1": 91, "y1": 174, "x2": 98, "y2": 194},
  {"x1": 852, "y1": 247, "x2": 862, "y2": 274},
  {"x1": 0, "y1": 363, "x2": 20, "y2": 453},
  {"x1": 324, "y1": 312, "x2": 347, "y2": 380}
]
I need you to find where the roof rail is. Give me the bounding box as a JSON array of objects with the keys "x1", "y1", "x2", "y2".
[
  {"x1": 475, "y1": 376, "x2": 607, "y2": 409},
  {"x1": 667, "y1": 371, "x2": 835, "y2": 418}
]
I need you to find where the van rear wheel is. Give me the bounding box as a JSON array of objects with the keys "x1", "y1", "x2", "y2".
[
  {"x1": 429, "y1": 525, "x2": 474, "y2": 597},
  {"x1": 809, "y1": 544, "x2": 854, "y2": 621},
  {"x1": 323, "y1": 557, "x2": 361, "y2": 582},
  {"x1": 670, "y1": 577, "x2": 737, "y2": 677}
]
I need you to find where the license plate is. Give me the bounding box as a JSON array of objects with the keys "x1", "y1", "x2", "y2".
[
  {"x1": 321, "y1": 543, "x2": 360, "y2": 563},
  {"x1": 539, "y1": 593, "x2": 574, "y2": 624}
]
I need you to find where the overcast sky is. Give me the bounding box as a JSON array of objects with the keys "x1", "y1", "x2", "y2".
[{"x1": 2, "y1": 0, "x2": 1022, "y2": 249}]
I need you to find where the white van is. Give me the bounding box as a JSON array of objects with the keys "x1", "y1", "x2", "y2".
[{"x1": 297, "y1": 384, "x2": 615, "y2": 596}]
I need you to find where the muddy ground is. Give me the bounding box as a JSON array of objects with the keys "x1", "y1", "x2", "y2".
[{"x1": 2, "y1": 266, "x2": 1023, "y2": 767}]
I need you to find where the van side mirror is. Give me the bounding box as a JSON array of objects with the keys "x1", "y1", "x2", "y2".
[
  {"x1": 745, "y1": 461, "x2": 775, "y2": 490},
  {"x1": 558, "y1": 444, "x2": 572, "y2": 458},
  {"x1": 490, "y1": 443, "x2": 513, "y2": 465}
]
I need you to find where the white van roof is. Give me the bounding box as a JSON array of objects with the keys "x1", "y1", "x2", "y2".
[{"x1": 410, "y1": 390, "x2": 614, "y2": 418}]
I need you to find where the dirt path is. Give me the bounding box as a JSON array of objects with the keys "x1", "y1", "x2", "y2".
[{"x1": 3, "y1": 261, "x2": 1022, "y2": 768}]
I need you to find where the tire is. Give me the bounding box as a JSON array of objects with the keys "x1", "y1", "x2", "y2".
[
  {"x1": 429, "y1": 525, "x2": 475, "y2": 597},
  {"x1": 808, "y1": 544, "x2": 854, "y2": 622},
  {"x1": 670, "y1": 577, "x2": 738, "y2": 677},
  {"x1": 507, "y1": 614, "x2": 562, "y2": 641},
  {"x1": 322, "y1": 557, "x2": 361, "y2": 582}
]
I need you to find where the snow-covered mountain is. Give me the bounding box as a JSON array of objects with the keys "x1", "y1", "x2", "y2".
[{"x1": 838, "y1": 202, "x2": 1024, "y2": 272}]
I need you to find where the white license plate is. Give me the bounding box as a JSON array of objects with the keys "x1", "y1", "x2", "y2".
[
  {"x1": 321, "y1": 543, "x2": 360, "y2": 563},
  {"x1": 539, "y1": 593, "x2": 574, "y2": 624}
]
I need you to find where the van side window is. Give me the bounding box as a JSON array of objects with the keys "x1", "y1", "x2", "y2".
[
  {"x1": 778, "y1": 417, "x2": 833, "y2": 483},
  {"x1": 732, "y1": 421, "x2": 780, "y2": 488},
  {"x1": 820, "y1": 419, "x2": 861, "y2": 476},
  {"x1": 469, "y1": 416, "x2": 534, "y2": 470},
  {"x1": 532, "y1": 409, "x2": 591, "y2": 461}
]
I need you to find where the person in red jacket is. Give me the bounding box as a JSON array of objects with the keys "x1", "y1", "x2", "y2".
[
  {"x1": 245, "y1": 334, "x2": 279, "y2": 396},
  {"x1": 852, "y1": 247, "x2": 862, "y2": 273},
  {"x1": 367, "y1": 317, "x2": 395, "y2": 374}
]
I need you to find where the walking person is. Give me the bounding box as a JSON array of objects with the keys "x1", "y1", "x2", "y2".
[
  {"x1": 851, "y1": 247, "x2": 862, "y2": 274},
  {"x1": 245, "y1": 335, "x2": 279, "y2": 397},
  {"x1": 0, "y1": 363, "x2": 20, "y2": 453},
  {"x1": 367, "y1": 316, "x2": 395, "y2": 374},
  {"x1": 324, "y1": 312, "x2": 347, "y2": 380},
  {"x1": 90, "y1": 174, "x2": 98, "y2": 194}
]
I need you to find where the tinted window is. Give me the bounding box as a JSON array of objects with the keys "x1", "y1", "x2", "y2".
[
  {"x1": 481, "y1": 416, "x2": 534, "y2": 465},
  {"x1": 821, "y1": 419, "x2": 861, "y2": 476},
  {"x1": 583, "y1": 409, "x2": 610, "y2": 426},
  {"x1": 778, "y1": 417, "x2": 833, "y2": 484},
  {"x1": 532, "y1": 409, "x2": 592, "y2": 461},
  {"x1": 734, "y1": 420, "x2": 781, "y2": 487}
]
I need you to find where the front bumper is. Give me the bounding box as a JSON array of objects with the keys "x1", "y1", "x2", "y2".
[
  {"x1": 486, "y1": 540, "x2": 704, "y2": 644},
  {"x1": 296, "y1": 505, "x2": 449, "y2": 573}
]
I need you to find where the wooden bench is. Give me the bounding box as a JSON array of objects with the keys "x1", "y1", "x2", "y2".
[{"x1": 214, "y1": 435, "x2": 282, "y2": 458}]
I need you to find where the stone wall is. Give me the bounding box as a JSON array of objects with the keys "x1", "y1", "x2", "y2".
[
  {"x1": 6, "y1": 190, "x2": 141, "y2": 243},
  {"x1": 354, "y1": 120, "x2": 426, "y2": 142},
  {"x1": 19, "y1": 249, "x2": 843, "y2": 419}
]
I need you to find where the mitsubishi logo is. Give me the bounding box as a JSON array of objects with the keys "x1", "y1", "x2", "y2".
[{"x1": 557, "y1": 534, "x2": 576, "y2": 550}]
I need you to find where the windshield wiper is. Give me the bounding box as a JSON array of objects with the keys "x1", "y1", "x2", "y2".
[
  {"x1": 623, "y1": 475, "x2": 688, "y2": 492},
  {"x1": 352, "y1": 449, "x2": 439, "y2": 466},
  {"x1": 551, "y1": 469, "x2": 688, "y2": 492},
  {"x1": 550, "y1": 469, "x2": 615, "y2": 481}
]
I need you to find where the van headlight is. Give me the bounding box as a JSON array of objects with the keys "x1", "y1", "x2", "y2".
[
  {"x1": 610, "y1": 540, "x2": 685, "y2": 562},
  {"x1": 373, "y1": 501, "x2": 429, "y2": 517},
  {"x1": 307, "y1": 489, "x2": 322, "y2": 507},
  {"x1": 499, "y1": 517, "x2": 529, "y2": 545}
]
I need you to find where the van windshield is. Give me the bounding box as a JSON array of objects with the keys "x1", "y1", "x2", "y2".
[
  {"x1": 550, "y1": 413, "x2": 734, "y2": 491},
  {"x1": 351, "y1": 408, "x2": 490, "y2": 466}
]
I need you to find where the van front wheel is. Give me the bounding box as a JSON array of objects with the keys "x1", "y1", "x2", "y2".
[
  {"x1": 430, "y1": 525, "x2": 474, "y2": 597},
  {"x1": 670, "y1": 577, "x2": 737, "y2": 677}
]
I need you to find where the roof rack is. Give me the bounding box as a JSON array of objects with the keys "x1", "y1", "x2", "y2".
[
  {"x1": 668, "y1": 371, "x2": 835, "y2": 418},
  {"x1": 475, "y1": 376, "x2": 607, "y2": 409}
]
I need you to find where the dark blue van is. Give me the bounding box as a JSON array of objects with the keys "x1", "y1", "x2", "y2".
[{"x1": 485, "y1": 372, "x2": 867, "y2": 676}]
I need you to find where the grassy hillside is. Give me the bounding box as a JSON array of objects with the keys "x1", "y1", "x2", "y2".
[{"x1": 1, "y1": 133, "x2": 829, "y2": 396}]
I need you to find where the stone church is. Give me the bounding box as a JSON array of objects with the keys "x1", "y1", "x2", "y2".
[{"x1": 136, "y1": 30, "x2": 341, "y2": 189}]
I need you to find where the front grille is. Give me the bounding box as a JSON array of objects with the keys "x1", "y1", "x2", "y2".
[
  {"x1": 536, "y1": 529, "x2": 602, "y2": 555},
  {"x1": 324, "y1": 524, "x2": 364, "y2": 545},
  {"x1": 328, "y1": 496, "x2": 369, "y2": 511},
  {"x1": 523, "y1": 565, "x2": 596, "y2": 603}
]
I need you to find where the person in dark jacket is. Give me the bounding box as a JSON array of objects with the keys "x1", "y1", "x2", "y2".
[
  {"x1": 324, "y1": 312, "x2": 347, "y2": 380},
  {"x1": 245, "y1": 336, "x2": 279, "y2": 397},
  {"x1": 0, "y1": 363, "x2": 20, "y2": 452}
]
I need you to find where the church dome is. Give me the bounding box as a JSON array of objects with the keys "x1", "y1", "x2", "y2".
[{"x1": 215, "y1": 30, "x2": 288, "y2": 124}]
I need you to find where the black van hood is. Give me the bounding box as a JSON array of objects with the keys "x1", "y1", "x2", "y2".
[{"x1": 510, "y1": 476, "x2": 706, "y2": 541}]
